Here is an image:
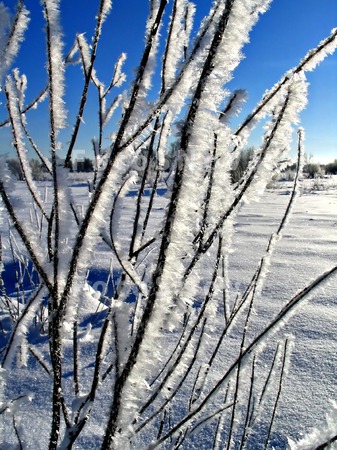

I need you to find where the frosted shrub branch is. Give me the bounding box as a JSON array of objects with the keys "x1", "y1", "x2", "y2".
[
  {"x1": 0, "y1": 0, "x2": 29, "y2": 84},
  {"x1": 234, "y1": 28, "x2": 337, "y2": 146},
  {"x1": 64, "y1": 0, "x2": 112, "y2": 167},
  {"x1": 4, "y1": 75, "x2": 49, "y2": 219},
  {"x1": 0, "y1": 1, "x2": 336, "y2": 449}
]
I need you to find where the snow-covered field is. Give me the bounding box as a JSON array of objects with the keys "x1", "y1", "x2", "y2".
[
  {"x1": 232, "y1": 183, "x2": 337, "y2": 444},
  {"x1": 1, "y1": 178, "x2": 337, "y2": 449}
]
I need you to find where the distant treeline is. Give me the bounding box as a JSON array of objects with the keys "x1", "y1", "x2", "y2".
[
  {"x1": 5, "y1": 153, "x2": 337, "y2": 182},
  {"x1": 283, "y1": 158, "x2": 337, "y2": 179},
  {"x1": 6, "y1": 157, "x2": 94, "y2": 181}
]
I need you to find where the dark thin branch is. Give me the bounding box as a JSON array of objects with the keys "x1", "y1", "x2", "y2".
[
  {"x1": 149, "y1": 312, "x2": 190, "y2": 388},
  {"x1": 193, "y1": 133, "x2": 218, "y2": 246},
  {"x1": 4, "y1": 80, "x2": 49, "y2": 220},
  {"x1": 0, "y1": 85, "x2": 47, "y2": 128},
  {"x1": 1, "y1": 286, "x2": 42, "y2": 366},
  {"x1": 140, "y1": 168, "x2": 160, "y2": 242},
  {"x1": 212, "y1": 386, "x2": 230, "y2": 450},
  {"x1": 136, "y1": 235, "x2": 223, "y2": 432},
  {"x1": 263, "y1": 339, "x2": 290, "y2": 450},
  {"x1": 0, "y1": 394, "x2": 27, "y2": 415},
  {"x1": 234, "y1": 29, "x2": 337, "y2": 139},
  {"x1": 176, "y1": 402, "x2": 235, "y2": 450},
  {"x1": 135, "y1": 318, "x2": 208, "y2": 435},
  {"x1": 239, "y1": 355, "x2": 256, "y2": 450},
  {"x1": 64, "y1": 0, "x2": 111, "y2": 167},
  {"x1": 129, "y1": 126, "x2": 158, "y2": 259},
  {"x1": 73, "y1": 320, "x2": 80, "y2": 396},
  {"x1": 13, "y1": 414, "x2": 24, "y2": 450},
  {"x1": 21, "y1": 118, "x2": 52, "y2": 175},
  {"x1": 121, "y1": 25, "x2": 337, "y2": 162},
  {"x1": 315, "y1": 435, "x2": 337, "y2": 450},
  {"x1": 182, "y1": 87, "x2": 293, "y2": 284},
  {"x1": 108, "y1": 176, "x2": 147, "y2": 295},
  {"x1": 28, "y1": 345, "x2": 51, "y2": 376},
  {"x1": 131, "y1": 235, "x2": 157, "y2": 259},
  {"x1": 0, "y1": 236, "x2": 16, "y2": 321},
  {"x1": 58, "y1": 0, "x2": 168, "y2": 335},
  {"x1": 226, "y1": 276, "x2": 256, "y2": 450},
  {"x1": 43, "y1": 2, "x2": 64, "y2": 446},
  {"x1": 148, "y1": 252, "x2": 337, "y2": 448},
  {"x1": 0, "y1": 183, "x2": 52, "y2": 292},
  {"x1": 116, "y1": 0, "x2": 224, "y2": 152},
  {"x1": 252, "y1": 344, "x2": 280, "y2": 427},
  {"x1": 62, "y1": 275, "x2": 126, "y2": 447},
  {"x1": 161, "y1": 0, "x2": 179, "y2": 93},
  {"x1": 131, "y1": 111, "x2": 168, "y2": 258}
]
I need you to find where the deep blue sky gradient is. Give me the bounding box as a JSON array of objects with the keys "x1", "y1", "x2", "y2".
[{"x1": 0, "y1": 0, "x2": 336, "y2": 163}]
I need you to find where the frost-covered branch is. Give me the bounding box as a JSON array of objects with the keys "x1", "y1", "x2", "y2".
[
  {"x1": 234, "y1": 28, "x2": 337, "y2": 146},
  {"x1": 4, "y1": 75, "x2": 49, "y2": 220},
  {"x1": 64, "y1": 0, "x2": 113, "y2": 167},
  {"x1": 0, "y1": 0, "x2": 30, "y2": 83},
  {"x1": 0, "y1": 181, "x2": 52, "y2": 292},
  {"x1": 1, "y1": 1, "x2": 337, "y2": 448}
]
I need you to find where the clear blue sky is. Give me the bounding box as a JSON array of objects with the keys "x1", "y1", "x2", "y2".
[{"x1": 0, "y1": 0, "x2": 336, "y2": 163}]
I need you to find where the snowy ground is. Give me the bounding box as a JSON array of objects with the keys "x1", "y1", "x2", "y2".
[
  {"x1": 1, "y1": 177, "x2": 337, "y2": 448},
  {"x1": 231, "y1": 183, "x2": 337, "y2": 444}
]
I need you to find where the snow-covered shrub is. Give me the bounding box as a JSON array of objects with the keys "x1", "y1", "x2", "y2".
[
  {"x1": 0, "y1": 1, "x2": 337, "y2": 449},
  {"x1": 303, "y1": 162, "x2": 323, "y2": 179},
  {"x1": 308, "y1": 175, "x2": 337, "y2": 192}
]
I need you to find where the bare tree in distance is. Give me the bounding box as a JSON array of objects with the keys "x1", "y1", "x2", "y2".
[{"x1": 0, "y1": 1, "x2": 337, "y2": 449}]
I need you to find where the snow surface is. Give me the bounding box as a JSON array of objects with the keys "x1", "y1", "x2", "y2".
[{"x1": 1, "y1": 178, "x2": 337, "y2": 449}]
